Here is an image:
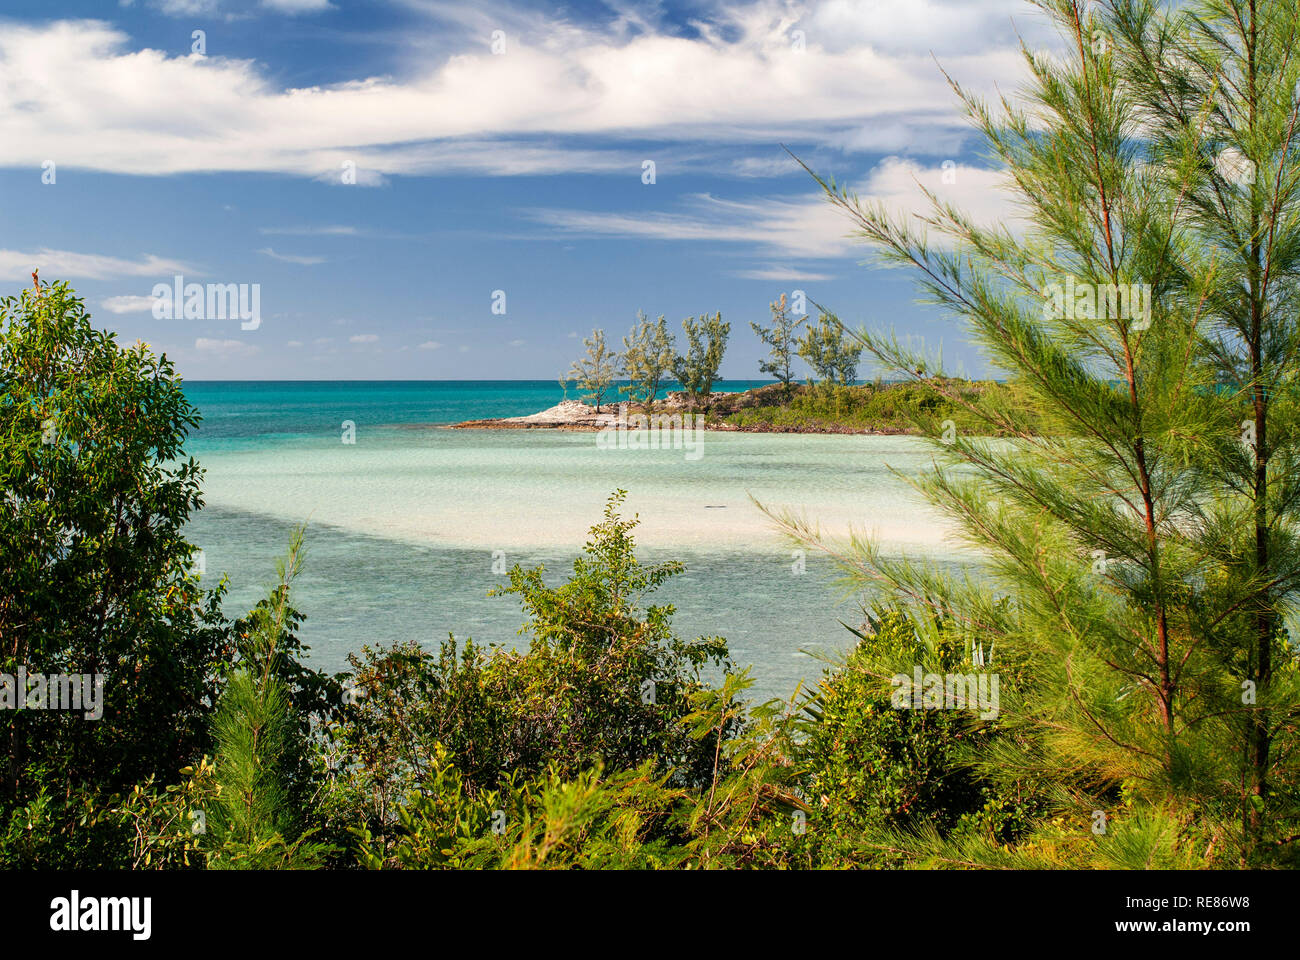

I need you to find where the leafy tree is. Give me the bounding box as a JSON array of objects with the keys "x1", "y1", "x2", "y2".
[
  {"x1": 797, "y1": 310, "x2": 863, "y2": 387},
  {"x1": 0, "y1": 275, "x2": 227, "y2": 863},
  {"x1": 671, "y1": 312, "x2": 729, "y2": 407},
  {"x1": 750, "y1": 294, "x2": 804, "y2": 399},
  {"x1": 620, "y1": 311, "x2": 676, "y2": 410},
  {"x1": 567, "y1": 328, "x2": 618, "y2": 413}
]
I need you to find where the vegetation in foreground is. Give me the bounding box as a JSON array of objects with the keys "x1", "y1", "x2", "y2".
[
  {"x1": 3, "y1": 273, "x2": 1296, "y2": 869},
  {"x1": 7, "y1": 0, "x2": 1300, "y2": 870}
]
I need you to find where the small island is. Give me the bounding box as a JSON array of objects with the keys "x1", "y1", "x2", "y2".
[{"x1": 451, "y1": 378, "x2": 1038, "y2": 436}]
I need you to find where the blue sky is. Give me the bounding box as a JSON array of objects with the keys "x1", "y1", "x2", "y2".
[{"x1": 0, "y1": 0, "x2": 1060, "y2": 380}]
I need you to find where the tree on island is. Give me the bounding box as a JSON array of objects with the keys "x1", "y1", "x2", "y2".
[
  {"x1": 567, "y1": 328, "x2": 618, "y2": 413},
  {"x1": 620, "y1": 311, "x2": 676, "y2": 410},
  {"x1": 671, "y1": 312, "x2": 729, "y2": 408},
  {"x1": 797, "y1": 309, "x2": 862, "y2": 387},
  {"x1": 750, "y1": 294, "x2": 804, "y2": 399}
]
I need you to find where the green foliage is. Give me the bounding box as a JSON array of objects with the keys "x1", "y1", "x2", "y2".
[
  {"x1": 353, "y1": 747, "x2": 686, "y2": 870},
  {"x1": 319, "y1": 491, "x2": 738, "y2": 864},
  {"x1": 620, "y1": 311, "x2": 676, "y2": 409},
  {"x1": 719, "y1": 378, "x2": 1051, "y2": 435},
  {"x1": 0, "y1": 276, "x2": 228, "y2": 864},
  {"x1": 798, "y1": 607, "x2": 1036, "y2": 866},
  {"x1": 204, "y1": 530, "x2": 330, "y2": 868},
  {"x1": 767, "y1": 0, "x2": 1300, "y2": 867},
  {"x1": 796, "y1": 310, "x2": 863, "y2": 386},
  {"x1": 567, "y1": 328, "x2": 618, "y2": 412},
  {"x1": 671, "y1": 311, "x2": 729, "y2": 405},
  {"x1": 350, "y1": 670, "x2": 812, "y2": 870},
  {"x1": 750, "y1": 294, "x2": 804, "y2": 399}
]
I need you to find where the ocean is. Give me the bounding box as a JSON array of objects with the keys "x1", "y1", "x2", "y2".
[{"x1": 181, "y1": 381, "x2": 970, "y2": 702}]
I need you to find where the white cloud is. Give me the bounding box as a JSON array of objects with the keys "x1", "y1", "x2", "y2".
[
  {"x1": 156, "y1": 0, "x2": 220, "y2": 14},
  {"x1": 731, "y1": 155, "x2": 801, "y2": 178},
  {"x1": 349, "y1": 333, "x2": 378, "y2": 343},
  {"x1": 417, "y1": 340, "x2": 442, "y2": 350},
  {"x1": 802, "y1": 0, "x2": 1054, "y2": 55},
  {"x1": 528, "y1": 157, "x2": 1016, "y2": 258},
  {"x1": 257, "y1": 247, "x2": 327, "y2": 265},
  {"x1": 262, "y1": 0, "x2": 332, "y2": 13},
  {"x1": 195, "y1": 337, "x2": 259, "y2": 356},
  {"x1": 507, "y1": 339, "x2": 525, "y2": 347},
  {"x1": 0, "y1": 10, "x2": 1032, "y2": 179},
  {"x1": 101, "y1": 294, "x2": 159, "y2": 314},
  {"x1": 260, "y1": 225, "x2": 356, "y2": 236},
  {"x1": 0, "y1": 248, "x2": 190, "y2": 283},
  {"x1": 733, "y1": 265, "x2": 835, "y2": 281},
  {"x1": 286, "y1": 339, "x2": 304, "y2": 347}
]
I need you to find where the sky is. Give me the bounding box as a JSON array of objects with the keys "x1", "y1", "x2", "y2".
[{"x1": 0, "y1": 0, "x2": 1064, "y2": 380}]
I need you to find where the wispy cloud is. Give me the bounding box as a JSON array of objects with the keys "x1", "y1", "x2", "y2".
[
  {"x1": 260, "y1": 225, "x2": 357, "y2": 236},
  {"x1": 527, "y1": 158, "x2": 1017, "y2": 259},
  {"x1": 101, "y1": 294, "x2": 160, "y2": 314},
  {"x1": 732, "y1": 265, "x2": 835, "y2": 282},
  {"x1": 195, "y1": 337, "x2": 259, "y2": 356},
  {"x1": 257, "y1": 247, "x2": 328, "y2": 265},
  {"x1": 0, "y1": 248, "x2": 190, "y2": 283},
  {"x1": 261, "y1": 0, "x2": 333, "y2": 13}
]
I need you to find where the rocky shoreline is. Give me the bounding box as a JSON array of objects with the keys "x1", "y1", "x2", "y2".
[{"x1": 447, "y1": 386, "x2": 912, "y2": 435}]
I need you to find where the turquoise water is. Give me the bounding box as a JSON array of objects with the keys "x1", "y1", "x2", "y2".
[{"x1": 182, "y1": 381, "x2": 967, "y2": 702}]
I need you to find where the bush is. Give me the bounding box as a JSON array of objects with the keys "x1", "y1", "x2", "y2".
[
  {"x1": 798, "y1": 606, "x2": 1038, "y2": 866},
  {"x1": 317, "y1": 491, "x2": 739, "y2": 863}
]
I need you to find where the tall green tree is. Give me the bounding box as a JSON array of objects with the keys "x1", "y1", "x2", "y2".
[
  {"x1": 797, "y1": 310, "x2": 864, "y2": 387},
  {"x1": 770, "y1": 0, "x2": 1300, "y2": 866},
  {"x1": 567, "y1": 328, "x2": 618, "y2": 413},
  {"x1": 671, "y1": 312, "x2": 729, "y2": 407},
  {"x1": 0, "y1": 275, "x2": 227, "y2": 860},
  {"x1": 750, "y1": 294, "x2": 804, "y2": 399},
  {"x1": 621, "y1": 311, "x2": 676, "y2": 410},
  {"x1": 1110, "y1": 0, "x2": 1300, "y2": 853},
  {"x1": 206, "y1": 529, "x2": 328, "y2": 868}
]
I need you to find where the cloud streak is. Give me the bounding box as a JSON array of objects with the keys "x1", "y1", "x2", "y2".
[
  {"x1": 0, "y1": 248, "x2": 190, "y2": 283},
  {"x1": 526, "y1": 158, "x2": 1018, "y2": 259}
]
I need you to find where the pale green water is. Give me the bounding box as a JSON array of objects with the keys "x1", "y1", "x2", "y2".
[{"x1": 183, "y1": 382, "x2": 971, "y2": 701}]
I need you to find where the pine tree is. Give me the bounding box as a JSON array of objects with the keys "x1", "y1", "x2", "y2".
[
  {"x1": 796, "y1": 309, "x2": 863, "y2": 387},
  {"x1": 671, "y1": 312, "x2": 729, "y2": 407},
  {"x1": 567, "y1": 329, "x2": 618, "y2": 413},
  {"x1": 206, "y1": 529, "x2": 327, "y2": 868},
  {"x1": 750, "y1": 294, "x2": 804, "y2": 399},
  {"x1": 767, "y1": 0, "x2": 1300, "y2": 866},
  {"x1": 621, "y1": 311, "x2": 676, "y2": 410},
  {"x1": 1109, "y1": 0, "x2": 1300, "y2": 854}
]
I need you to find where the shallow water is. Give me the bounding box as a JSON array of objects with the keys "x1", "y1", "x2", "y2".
[{"x1": 183, "y1": 381, "x2": 972, "y2": 702}]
